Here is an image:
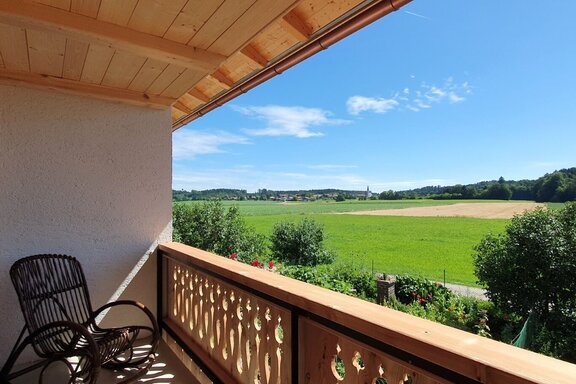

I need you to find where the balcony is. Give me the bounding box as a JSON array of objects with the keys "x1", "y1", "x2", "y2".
[{"x1": 155, "y1": 242, "x2": 576, "y2": 384}]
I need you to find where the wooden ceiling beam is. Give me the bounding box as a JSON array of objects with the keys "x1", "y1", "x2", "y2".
[
  {"x1": 173, "y1": 100, "x2": 193, "y2": 114},
  {"x1": 0, "y1": 0, "x2": 226, "y2": 73},
  {"x1": 0, "y1": 68, "x2": 175, "y2": 109},
  {"x1": 208, "y1": 69, "x2": 235, "y2": 89},
  {"x1": 187, "y1": 88, "x2": 211, "y2": 103},
  {"x1": 240, "y1": 44, "x2": 269, "y2": 68},
  {"x1": 280, "y1": 9, "x2": 313, "y2": 41}
]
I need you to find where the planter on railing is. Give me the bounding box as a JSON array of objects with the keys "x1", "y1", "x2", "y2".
[{"x1": 158, "y1": 242, "x2": 576, "y2": 384}]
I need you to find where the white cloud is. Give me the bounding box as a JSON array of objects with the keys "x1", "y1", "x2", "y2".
[
  {"x1": 235, "y1": 105, "x2": 349, "y2": 138},
  {"x1": 347, "y1": 77, "x2": 471, "y2": 116},
  {"x1": 172, "y1": 165, "x2": 458, "y2": 193},
  {"x1": 308, "y1": 164, "x2": 359, "y2": 170},
  {"x1": 172, "y1": 130, "x2": 250, "y2": 160},
  {"x1": 346, "y1": 96, "x2": 399, "y2": 115},
  {"x1": 172, "y1": 165, "x2": 371, "y2": 192},
  {"x1": 530, "y1": 161, "x2": 565, "y2": 169},
  {"x1": 371, "y1": 179, "x2": 453, "y2": 191}
]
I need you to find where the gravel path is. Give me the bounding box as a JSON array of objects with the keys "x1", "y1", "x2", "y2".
[{"x1": 443, "y1": 282, "x2": 487, "y2": 300}]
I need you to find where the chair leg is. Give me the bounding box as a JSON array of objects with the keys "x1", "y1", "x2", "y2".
[
  {"x1": 1, "y1": 324, "x2": 101, "y2": 384},
  {"x1": 0, "y1": 326, "x2": 33, "y2": 382}
]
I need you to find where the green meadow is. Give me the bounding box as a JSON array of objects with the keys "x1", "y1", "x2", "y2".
[{"x1": 179, "y1": 199, "x2": 510, "y2": 286}]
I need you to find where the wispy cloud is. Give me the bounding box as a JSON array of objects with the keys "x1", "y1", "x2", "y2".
[
  {"x1": 173, "y1": 165, "x2": 370, "y2": 192},
  {"x1": 346, "y1": 96, "x2": 399, "y2": 116},
  {"x1": 173, "y1": 130, "x2": 250, "y2": 160},
  {"x1": 371, "y1": 179, "x2": 453, "y2": 191},
  {"x1": 529, "y1": 161, "x2": 566, "y2": 170},
  {"x1": 172, "y1": 163, "x2": 457, "y2": 192},
  {"x1": 307, "y1": 164, "x2": 359, "y2": 170},
  {"x1": 233, "y1": 105, "x2": 350, "y2": 138},
  {"x1": 404, "y1": 11, "x2": 430, "y2": 20},
  {"x1": 346, "y1": 77, "x2": 471, "y2": 115}
]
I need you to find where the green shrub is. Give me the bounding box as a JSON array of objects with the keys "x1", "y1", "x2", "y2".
[
  {"x1": 270, "y1": 218, "x2": 335, "y2": 266},
  {"x1": 395, "y1": 275, "x2": 452, "y2": 305},
  {"x1": 474, "y1": 202, "x2": 576, "y2": 361},
  {"x1": 278, "y1": 265, "x2": 354, "y2": 295},
  {"x1": 173, "y1": 201, "x2": 266, "y2": 261},
  {"x1": 391, "y1": 275, "x2": 494, "y2": 337},
  {"x1": 277, "y1": 263, "x2": 376, "y2": 300},
  {"x1": 325, "y1": 263, "x2": 377, "y2": 300}
]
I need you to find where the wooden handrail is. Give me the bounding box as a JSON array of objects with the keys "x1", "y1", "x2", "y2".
[{"x1": 158, "y1": 242, "x2": 576, "y2": 384}]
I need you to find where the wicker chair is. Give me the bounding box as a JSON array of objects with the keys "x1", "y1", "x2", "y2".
[{"x1": 1, "y1": 254, "x2": 159, "y2": 383}]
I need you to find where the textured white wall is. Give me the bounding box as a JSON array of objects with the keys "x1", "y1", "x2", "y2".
[{"x1": 0, "y1": 84, "x2": 173, "y2": 362}]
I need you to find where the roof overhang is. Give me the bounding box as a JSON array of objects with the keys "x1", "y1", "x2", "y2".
[{"x1": 0, "y1": 0, "x2": 412, "y2": 130}]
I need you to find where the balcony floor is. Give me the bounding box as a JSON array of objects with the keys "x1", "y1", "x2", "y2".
[{"x1": 11, "y1": 337, "x2": 206, "y2": 384}]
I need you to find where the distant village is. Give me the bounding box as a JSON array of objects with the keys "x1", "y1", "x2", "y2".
[
  {"x1": 173, "y1": 187, "x2": 374, "y2": 202},
  {"x1": 173, "y1": 168, "x2": 576, "y2": 203}
]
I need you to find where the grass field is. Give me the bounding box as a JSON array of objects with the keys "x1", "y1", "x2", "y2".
[
  {"x1": 244, "y1": 213, "x2": 507, "y2": 286},
  {"x1": 176, "y1": 200, "x2": 530, "y2": 286},
  {"x1": 180, "y1": 199, "x2": 501, "y2": 215}
]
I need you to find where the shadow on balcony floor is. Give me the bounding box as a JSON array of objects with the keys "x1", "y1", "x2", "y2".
[{"x1": 10, "y1": 338, "x2": 206, "y2": 384}]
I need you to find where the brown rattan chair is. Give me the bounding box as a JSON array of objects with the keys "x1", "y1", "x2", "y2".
[{"x1": 1, "y1": 254, "x2": 159, "y2": 383}]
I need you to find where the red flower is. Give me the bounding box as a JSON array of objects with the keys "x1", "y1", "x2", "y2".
[
  {"x1": 229, "y1": 253, "x2": 237, "y2": 260},
  {"x1": 250, "y1": 260, "x2": 263, "y2": 268},
  {"x1": 268, "y1": 260, "x2": 275, "y2": 269}
]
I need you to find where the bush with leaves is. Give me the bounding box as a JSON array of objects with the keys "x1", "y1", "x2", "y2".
[
  {"x1": 270, "y1": 218, "x2": 335, "y2": 266},
  {"x1": 391, "y1": 275, "x2": 494, "y2": 337},
  {"x1": 172, "y1": 201, "x2": 266, "y2": 262},
  {"x1": 278, "y1": 263, "x2": 376, "y2": 300},
  {"x1": 474, "y1": 202, "x2": 576, "y2": 361}
]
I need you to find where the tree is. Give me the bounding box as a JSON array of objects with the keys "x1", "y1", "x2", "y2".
[
  {"x1": 481, "y1": 180, "x2": 512, "y2": 200},
  {"x1": 173, "y1": 201, "x2": 266, "y2": 261},
  {"x1": 533, "y1": 168, "x2": 576, "y2": 202},
  {"x1": 270, "y1": 218, "x2": 335, "y2": 266},
  {"x1": 535, "y1": 172, "x2": 565, "y2": 202},
  {"x1": 379, "y1": 190, "x2": 401, "y2": 200},
  {"x1": 474, "y1": 203, "x2": 576, "y2": 360}
]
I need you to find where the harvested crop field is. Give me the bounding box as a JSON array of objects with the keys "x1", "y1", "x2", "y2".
[{"x1": 339, "y1": 202, "x2": 545, "y2": 219}]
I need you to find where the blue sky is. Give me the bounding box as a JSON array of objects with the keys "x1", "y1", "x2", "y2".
[{"x1": 173, "y1": 0, "x2": 576, "y2": 193}]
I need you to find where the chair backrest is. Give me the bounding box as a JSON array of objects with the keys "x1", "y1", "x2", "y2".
[{"x1": 10, "y1": 255, "x2": 95, "y2": 335}]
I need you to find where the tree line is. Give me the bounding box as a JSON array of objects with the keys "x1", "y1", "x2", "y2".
[
  {"x1": 173, "y1": 167, "x2": 576, "y2": 203},
  {"x1": 382, "y1": 168, "x2": 576, "y2": 202}
]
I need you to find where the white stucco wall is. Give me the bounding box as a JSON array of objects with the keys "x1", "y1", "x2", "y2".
[{"x1": 0, "y1": 84, "x2": 173, "y2": 362}]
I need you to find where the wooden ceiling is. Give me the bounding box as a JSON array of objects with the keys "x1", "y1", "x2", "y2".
[{"x1": 0, "y1": 0, "x2": 408, "y2": 130}]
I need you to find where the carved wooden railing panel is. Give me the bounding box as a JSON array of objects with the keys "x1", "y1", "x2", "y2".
[
  {"x1": 167, "y1": 259, "x2": 291, "y2": 384},
  {"x1": 299, "y1": 317, "x2": 446, "y2": 384},
  {"x1": 159, "y1": 242, "x2": 576, "y2": 384}
]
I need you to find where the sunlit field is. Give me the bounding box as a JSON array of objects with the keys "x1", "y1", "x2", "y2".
[{"x1": 179, "y1": 200, "x2": 511, "y2": 286}]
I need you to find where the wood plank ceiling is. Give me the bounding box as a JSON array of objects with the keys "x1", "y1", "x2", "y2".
[{"x1": 0, "y1": 0, "x2": 406, "y2": 130}]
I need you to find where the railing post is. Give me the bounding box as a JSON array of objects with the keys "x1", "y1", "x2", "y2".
[{"x1": 156, "y1": 248, "x2": 165, "y2": 334}]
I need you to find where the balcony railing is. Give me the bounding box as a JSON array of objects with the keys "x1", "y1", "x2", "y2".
[{"x1": 158, "y1": 242, "x2": 576, "y2": 384}]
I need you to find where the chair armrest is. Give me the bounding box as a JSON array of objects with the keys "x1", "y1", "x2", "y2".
[{"x1": 91, "y1": 300, "x2": 160, "y2": 352}]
